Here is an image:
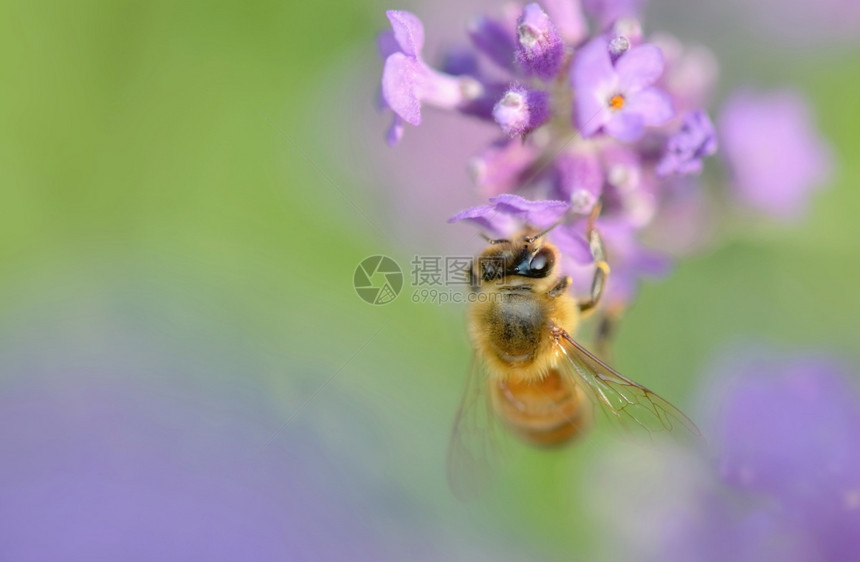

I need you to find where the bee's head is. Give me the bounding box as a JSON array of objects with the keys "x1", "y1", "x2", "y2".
[{"x1": 474, "y1": 229, "x2": 558, "y2": 286}]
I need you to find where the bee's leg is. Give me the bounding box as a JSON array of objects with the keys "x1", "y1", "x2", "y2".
[
  {"x1": 547, "y1": 276, "x2": 570, "y2": 299},
  {"x1": 577, "y1": 223, "x2": 610, "y2": 314}
]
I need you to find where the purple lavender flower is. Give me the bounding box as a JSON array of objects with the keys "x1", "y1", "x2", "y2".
[
  {"x1": 657, "y1": 110, "x2": 718, "y2": 177},
  {"x1": 493, "y1": 84, "x2": 550, "y2": 137},
  {"x1": 379, "y1": 10, "x2": 485, "y2": 145},
  {"x1": 515, "y1": 3, "x2": 565, "y2": 80},
  {"x1": 449, "y1": 194, "x2": 570, "y2": 237},
  {"x1": 719, "y1": 90, "x2": 833, "y2": 219},
  {"x1": 572, "y1": 37, "x2": 674, "y2": 142}
]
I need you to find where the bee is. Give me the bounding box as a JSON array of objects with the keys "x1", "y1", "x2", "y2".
[{"x1": 447, "y1": 216, "x2": 699, "y2": 498}]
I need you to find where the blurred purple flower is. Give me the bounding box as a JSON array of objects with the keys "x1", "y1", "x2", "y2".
[
  {"x1": 572, "y1": 37, "x2": 674, "y2": 142},
  {"x1": 719, "y1": 90, "x2": 833, "y2": 219},
  {"x1": 712, "y1": 353, "x2": 860, "y2": 560},
  {"x1": 0, "y1": 299, "x2": 552, "y2": 561},
  {"x1": 0, "y1": 372, "x2": 385, "y2": 561},
  {"x1": 587, "y1": 349, "x2": 860, "y2": 562},
  {"x1": 657, "y1": 110, "x2": 718, "y2": 176}
]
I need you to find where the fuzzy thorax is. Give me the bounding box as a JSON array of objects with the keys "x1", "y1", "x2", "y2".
[{"x1": 468, "y1": 286, "x2": 579, "y2": 383}]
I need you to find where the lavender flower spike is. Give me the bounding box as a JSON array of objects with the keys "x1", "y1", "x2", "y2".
[
  {"x1": 493, "y1": 84, "x2": 550, "y2": 137},
  {"x1": 572, "y1": 37, "x2": 673, "y2": 142},
  {"x1": 657, "y1": 110, "x2": 718, "y2": 177},
  {"x1": 515, "y1": 3, "x2": 564, "y2": 80},
  {"x1": 379, "y1": 10, "x2": 484, "y2": 145}
]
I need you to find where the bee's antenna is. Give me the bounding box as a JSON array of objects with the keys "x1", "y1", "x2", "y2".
[
  {"x1": 480, "y1": 232, "x2": 510, "y2": 245},
  {"x1": 525, "y1": 199, "x2": 604, "y2": 244},
  {"x1": 525, "y1": 218, "x2": 565, "y2": 244}
]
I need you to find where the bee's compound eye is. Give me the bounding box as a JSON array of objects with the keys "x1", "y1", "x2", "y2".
[{"x1": 529, "y1": 250, "x2": 553, "y2": 275}]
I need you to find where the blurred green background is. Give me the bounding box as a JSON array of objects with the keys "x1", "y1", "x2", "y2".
[{"x1": 1, "y1": 0, "x2": 858, "y2": 559}]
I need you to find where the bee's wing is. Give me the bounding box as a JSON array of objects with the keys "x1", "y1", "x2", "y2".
[
  {"x1": 446, "y1": 354, "x2": 504, "y2": 501},
  {"x1": 553, "y1": 328, "x2": 702, "y2": 440}
]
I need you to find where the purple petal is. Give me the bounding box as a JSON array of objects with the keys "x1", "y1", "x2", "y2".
[
  {"x1": 657, "y1": 110, "x2": 718, "y2": 177},
  {"x1": 423, "y1": 69, "x2": 486, "y2": 110},
  {"x1": 381, "y1": 53, "x2": 424, "y2": 126},
  {"x1": 515, "y1": 3, "x2": 564, "y2": 80},
  {"x1": 616, "y1": 44, "x2": 665, "y2": 93},
  {"x1": 492, "y1": 84, "x2": 550, "y2": 137},
  {"x1": 626, "y1": 87, "x2": 674, "y2": 126},
  {"x1": 468, "y1": 139, "x2": 540, "y2": 197},
  {"x1": 449, "y1": 195, "x2": 570, "y2": 236},
  {"x1": 385, "y1": 114, "x2": 405, "y2": 146},
  {"x1": 553, "y1": 150, "x2": 604, "y2": 213},
  {"x1": 467, "y1": 16, "x2": 517, "y2": 72},
  {"x1": 571, "y1": 37, "x2": 617, "y2": 137},
  {"x1": 605, "y1": 110, "x2": 644, "y2": 142},
  {"x1": 489, "y1": 193, "x2": 570, "y2": 227},
  {"x1": 550, "y1": 222, "x2": 593, "y2": 264},
  {"x1": 448, "y1": 203, "x2": 517, "y2": 236},
  {"x1": 376, "y1": 31, "x2": 399, "y2": 59},
  {"x1": 385, "y1": 10, "x2": 424, "y2": 58}
]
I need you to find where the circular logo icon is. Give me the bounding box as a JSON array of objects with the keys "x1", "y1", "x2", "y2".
[{"x1": 354, "y1": 256, "x2": 403, "y2": 305}]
